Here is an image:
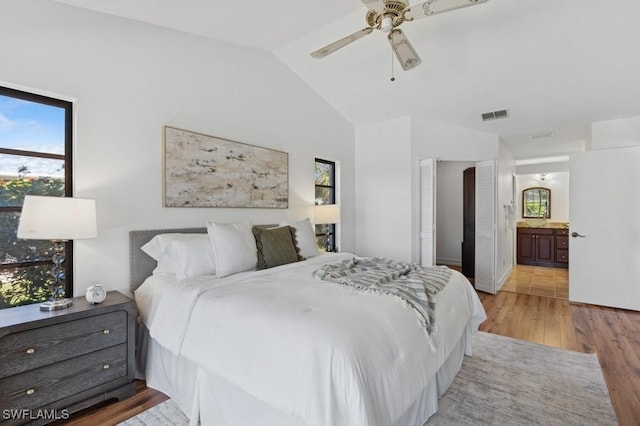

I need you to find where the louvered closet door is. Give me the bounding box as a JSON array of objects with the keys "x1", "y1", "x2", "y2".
[
  {"x1": 474, "y1": 160, "x2": 496, "y2": 294},
  {"x1": 419, "y1": 158, "x2": 435, "y2": 267}
]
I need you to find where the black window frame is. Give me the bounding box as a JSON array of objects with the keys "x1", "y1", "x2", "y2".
[
  {"x1": 314, "y1": 158, "x2": 337, "y2": 252},
  {"x1": 0, "y1": 86, "x2": 73, "y2": 308}
]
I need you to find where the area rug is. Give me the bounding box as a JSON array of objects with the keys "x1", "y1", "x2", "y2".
[
  {"x1": 118, "y1": 399, "x2": 188, "y2": 426},
  {"x1": 119, "y1": 331, "x2": 617, "y2": 426},
  {"x1": 427, "y1": 331, "x2": 617, "y2": 425}
]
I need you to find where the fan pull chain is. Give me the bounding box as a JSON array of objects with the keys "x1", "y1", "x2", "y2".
[{"x1": 390, "y1": 43, "x2": 395, "y2": 82}]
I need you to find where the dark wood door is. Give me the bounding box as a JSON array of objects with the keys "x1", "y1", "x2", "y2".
[
  {"x1": 517, "y1": 232, "x2": 537, "y2": 264},
  {"x1": 536, "y1": 234, "x2": 555, "y2": 265},
  {"x1": 461, "y1": 167, "x2": 475, "y2": 279}
]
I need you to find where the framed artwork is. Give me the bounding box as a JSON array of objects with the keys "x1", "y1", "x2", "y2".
[{"x1": 163, "y1": 126, "x2": 288, "y2": 208}]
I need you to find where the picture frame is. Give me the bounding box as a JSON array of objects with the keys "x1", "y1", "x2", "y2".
[{"x1": 163, "y1": 126, "x2": 288, "y2": 208}]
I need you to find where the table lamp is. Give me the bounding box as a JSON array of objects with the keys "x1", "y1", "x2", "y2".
[
  {"x1": 17, "y1": 195, "x2": 97, "y2": 311},
  {"x1": 314, "y1": 204, "x2": 341, "y2": 252}
]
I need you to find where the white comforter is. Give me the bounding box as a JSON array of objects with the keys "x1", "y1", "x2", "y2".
[{"x1": 136, "y1": 253, "x2": 486, "y2": 426}]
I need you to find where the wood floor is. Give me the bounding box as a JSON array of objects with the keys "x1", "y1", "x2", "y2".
[
  {"x1": 66, "y1": 290, "x2": 640, "y2": 426},
  {"x1": 52, "y1": 381, "x2": 168, "y2": 426},
  {"x1": 479, "y1": 291, "x2": 640, "y2": 426}
]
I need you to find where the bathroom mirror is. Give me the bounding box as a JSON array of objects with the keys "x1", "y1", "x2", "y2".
[{"x1": 522, "y1": 187, "x2": 551, "y2": 218}]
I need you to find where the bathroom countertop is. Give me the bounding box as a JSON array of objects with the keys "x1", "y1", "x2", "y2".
[{"x1": 517, "y1": 221, "x2": 569, "y2": 229}]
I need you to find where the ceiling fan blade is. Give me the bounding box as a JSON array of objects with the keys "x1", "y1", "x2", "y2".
[
  {"x1": 360, "y1": 0, "x2": 385, "y2": 12},
  {"x1": 311, "y1": 27, "x2": 375, "y2": 59},
  {"x1": 388, "y1": 29, "x2": 422, "y2": 71},
  {"x1": 404, "y1": 0, "x2": 488, "y2": 21}
]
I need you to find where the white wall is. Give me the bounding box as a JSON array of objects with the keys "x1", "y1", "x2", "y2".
[
  {"x1": 355, "y1": 115, "x2": 508, "y2": 271},
  {"x1": 355, "y1": 117, "x2": 412, "y2": 260},
  {"x1": 435, "y1": 161, "x2": 475, "y2": 266},
  {"x1": 516, "y1": 172, "x2": 570, "y2": 222},
  {"x1": 410, "y1": 118, "x2": 500, "y2": 265},
  {"x1": 411, "y1": 118, "x2": 499, "y2": 161},
  {"x1": 591, "y1": 115, "x2": 640, "y2": 150},
  {"x1": 1, "y1": 0, "x2": 355, "y2": 297}
]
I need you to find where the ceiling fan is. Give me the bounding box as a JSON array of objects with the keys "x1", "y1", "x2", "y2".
[{"x1": 311, "y1": 0, "x2": 488, "y2": 71}]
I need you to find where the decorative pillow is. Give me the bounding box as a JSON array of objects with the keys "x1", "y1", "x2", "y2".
[
  {"x1": 207, "y1": 221, "x2": 258, "y2": 277},
  {"x1": 252, "y1": 226, "x2": 303, "y2": 270},
  {"x1": 279, "y1": 218, "x2": 320, "y2": 259},
  {"x1": 141, "y1": 233, "x2": 216, "y2": 280}
]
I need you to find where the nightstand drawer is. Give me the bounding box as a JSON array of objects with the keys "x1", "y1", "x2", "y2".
[
  {"x1": 0, "y1": 343, "x2": 128, "y2": 412},
  {"x1": 0, "y1": 311, "x2": 127, "y2": 378}
]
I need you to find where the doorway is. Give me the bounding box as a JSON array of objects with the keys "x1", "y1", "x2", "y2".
[
  {"x1": 434, "y1": 161, "x2": 476, "y2": 272},
  {"x1": 426, "y1": 158, "x2": 497, "y2": 293},
  {"x1": 502, "y1": 171, "x2": 571, "y2": 300},
  {"x1": 462, "y1": 167, "x2": 475, "y2": 280}
]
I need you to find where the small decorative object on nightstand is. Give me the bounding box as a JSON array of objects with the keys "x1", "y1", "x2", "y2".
[
  {"x1": 86, "y1": 284, "x2": 107, "y2": 304},
  {"x1": 0, "y1": 291, "x2": 136, "y2": 425}
]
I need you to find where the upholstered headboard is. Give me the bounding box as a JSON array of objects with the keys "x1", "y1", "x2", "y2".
[
  {"x1": 129, "y1": 224, "x2": 278, "y2": 292},
  {"x1": 129, "y1": 227, "x2": 206, "y2": 292}
]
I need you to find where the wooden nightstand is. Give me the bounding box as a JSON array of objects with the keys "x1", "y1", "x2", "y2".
[{"x1": 0, "y1": 291, "x2": 136, "y2": 425}]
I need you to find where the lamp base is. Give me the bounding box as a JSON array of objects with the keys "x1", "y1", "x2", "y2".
[{"x1": 40, "y1": 298, "x2": 73, "y2": 311}]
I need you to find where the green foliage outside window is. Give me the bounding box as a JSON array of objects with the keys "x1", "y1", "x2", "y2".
[
  {"x1": 0, "y1": 169, "x2": 65, "y2": 308},
  {"x1": 314, "y1": 159, "x2": 336, "y2": 252},
  {"x1": 1, "y1": 86, "x2": 71, "y2": 309}
]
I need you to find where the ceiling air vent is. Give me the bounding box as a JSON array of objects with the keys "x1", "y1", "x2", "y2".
[{"x1": 481, "y1": 109, "x2": 509, "y2": 122}]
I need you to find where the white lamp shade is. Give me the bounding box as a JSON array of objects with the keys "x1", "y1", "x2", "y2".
[
  {"x1": 17, "y1": 196, "x2": 97, "y2": 241},
  {"x1": 314, "y1": 204, "x2": 341, "y2": 225}
]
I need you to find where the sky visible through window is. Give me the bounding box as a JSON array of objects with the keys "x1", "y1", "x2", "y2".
[{"x1": 0, "y1": 94, "x2": 65, "y2": 177}]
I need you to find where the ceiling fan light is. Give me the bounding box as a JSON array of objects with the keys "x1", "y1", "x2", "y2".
[
  {"x1": 381, "y1": 16, "x2": 393, "y2": 32},
  {"x1": 388, "y1": 29, "x2": 422, "y2": 70}
]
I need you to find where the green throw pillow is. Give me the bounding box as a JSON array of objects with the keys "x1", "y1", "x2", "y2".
[{"x1": 252, "y1": 226, "x2": 304, "y2": 269}]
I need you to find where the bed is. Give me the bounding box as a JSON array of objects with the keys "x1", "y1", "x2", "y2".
[{"x1": 130, "y1": 222, "x2": 487, "y2": 426}]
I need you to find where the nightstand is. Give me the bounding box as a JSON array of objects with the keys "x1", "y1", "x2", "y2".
[{"x1": 0, "y1": 291, "x2": 136, "y2": 425}]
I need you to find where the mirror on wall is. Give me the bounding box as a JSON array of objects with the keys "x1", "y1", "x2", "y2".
[{"x1": 522, "y1": 187, "x2": 551, "y2": 218}]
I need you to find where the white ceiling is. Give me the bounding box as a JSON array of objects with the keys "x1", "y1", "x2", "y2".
[{"x1": 53, "y1": 0, "x2": 640, "y2": 160}]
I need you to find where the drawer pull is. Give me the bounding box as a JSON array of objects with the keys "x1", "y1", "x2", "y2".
[
  {"x1": 103, "y1": 364, "x2": 110, "y2": 370},
  {"x1": 26, "y1": 348, "x2": 35, "y2": 355},
  {"x1": 103, "y1": 329, "x2": 110, "y2": 335},
  {"x1": 26, "y1": 388, "x2": 35, "y2": 395}
]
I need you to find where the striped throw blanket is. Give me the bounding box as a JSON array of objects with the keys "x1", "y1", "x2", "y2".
[{"x1": 313, "y1": 257, "x2": 452, "y2": 345}]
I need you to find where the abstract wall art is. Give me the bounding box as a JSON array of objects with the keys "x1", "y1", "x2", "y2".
[{"x1": 163, "y1": 126, "x2": 288, "y2": 208}]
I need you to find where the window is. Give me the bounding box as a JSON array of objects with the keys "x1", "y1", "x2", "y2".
[
  {"x1": 0, "y1": 86, "x2": 72, "y2": 309},
  {"x1": 314, "y1": 158, "x2": 337, "y2": 252}
]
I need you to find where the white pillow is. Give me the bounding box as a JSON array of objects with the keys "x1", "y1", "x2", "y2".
[
  {"x1": 207, "y1": 221, "x2": 258, "y2": 277},
  {"x1": 141, "y1": 233, "x2": 216, "y2": 280},
  {"x1": 279, "y1": 218, "x2": 320, "y2": 258}
]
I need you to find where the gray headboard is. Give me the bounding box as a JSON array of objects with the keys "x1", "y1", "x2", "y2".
[
  {"x1": 129, "y1": 224, "x2": 278, "y2": 292},
  {"x1": 129, "y1": 227, "x2": 206, "y2": 292}
]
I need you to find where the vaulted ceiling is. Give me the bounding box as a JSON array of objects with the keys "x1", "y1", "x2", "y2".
[{"x1": 53, "y1": 0, "x2": 640, "y2": 160}]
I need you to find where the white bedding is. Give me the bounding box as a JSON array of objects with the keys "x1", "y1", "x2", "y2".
[{"x1": 135, "y1": 253, "x2": 486, "y2": 426}]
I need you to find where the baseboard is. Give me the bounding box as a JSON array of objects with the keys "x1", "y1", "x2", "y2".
[
  {"x1": 497, "y1": 264, "x2": 513, "y2": 292},
  {"x1": 436, "y1": 258, "x2": 461, "y2": 267}
]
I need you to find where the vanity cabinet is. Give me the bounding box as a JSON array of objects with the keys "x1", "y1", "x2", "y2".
[
  {"x1": 555, "y1": 229, "x2": 569, "y2": 265},
  {"x1": 517, "y1": 227, "x2": 568, "y2": 268}
]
